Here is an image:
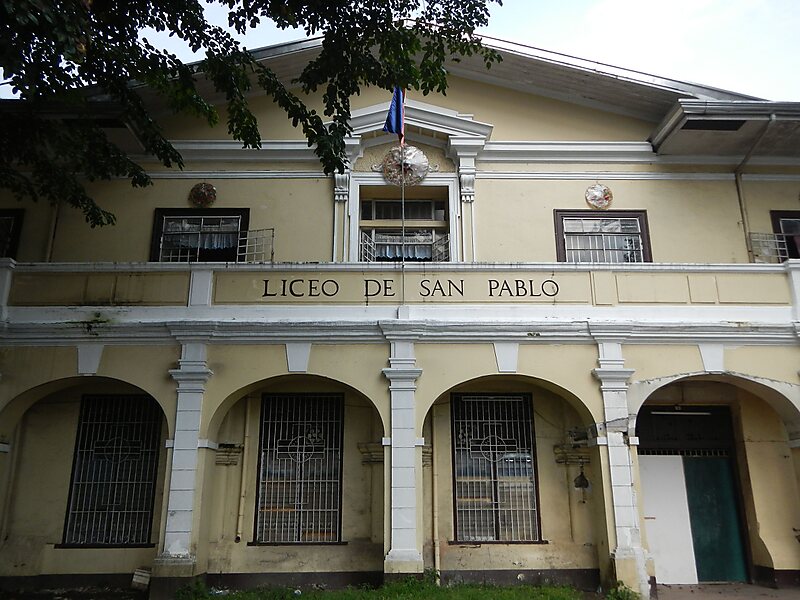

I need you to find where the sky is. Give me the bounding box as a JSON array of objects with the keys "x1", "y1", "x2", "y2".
[
  {"x1": 186, "y1": 0, "x2": 800, "y2": 102},
  {"x1": 2, "y1": 1, "x2": 798, "y2": 101}
]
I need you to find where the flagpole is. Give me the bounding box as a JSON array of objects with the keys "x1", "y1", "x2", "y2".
[{"x1": 400, "y1": 89, "x2": 406, "y2": 304}]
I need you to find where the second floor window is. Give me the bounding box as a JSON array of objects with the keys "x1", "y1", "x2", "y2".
[
  {"x1": 555, "y1": 210, "x2": 652, "y2": 263},
  {"x1": 0, "y1": 209, "x2": 24, "y2": 259},
  {"x1": 771, "y1": 210, "x2": 800, "y2": 260},
  {"x1": 150, "y1": 208, "x2": 249, "y2": 262},
  {"x1": 360, "y1": 198, "x2": 449, "y2": 262}
]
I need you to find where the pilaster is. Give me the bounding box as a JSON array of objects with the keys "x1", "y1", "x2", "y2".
[
  {"x1": 382, "y1": 340, "x2": 424, "y2": 574},
  {"x1": 591, "y1": 334, "x2": 650, "y2": 598},
  {"x1": 154, "y1": 343, "x2": 212, "y2": 578}
]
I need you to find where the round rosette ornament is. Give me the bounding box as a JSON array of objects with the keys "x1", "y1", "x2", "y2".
[
  {"x1": 188, "y1": 182, "x2": 217, "y2": 208},
  {"x1": 585, "y1": 183, "x2": 613, "y2": 209},
  {"x1": 381, "y1": 145, "x2": 430, "y2": 187}
]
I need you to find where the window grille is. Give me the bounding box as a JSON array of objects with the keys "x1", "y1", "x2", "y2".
[
  {"x1": 562, "y1": 217, "x2": 644, "y2": 263},
  {"x1": 360, "y1": 230, "x2": 449, "y2": 261},
  {"x1": 0, "y1": 209, "x2": 23, "y2": 258},
  {"x1": 237, "y1": 228, "x2": 275, "y2": 263},
  {"x1": 451, "y1": 394, "x2": 539, "y2": 542},
  {"x1": 63, "y1": 395, "x2": 162, "y2": 546},
  {"x1": 750, "y1": 232, "x2": 790, "y2": 263},
  {"x1": 255, "y1": 394, "x2": 343, "y2": 543},
  {"x1": 159, "y1": 215, "x2": 242, "y2": 262}
]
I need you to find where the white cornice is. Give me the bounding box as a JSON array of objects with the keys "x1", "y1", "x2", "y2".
[
  {"x1": 146, "y1": 170, "x2": 325, "y2": 179},
  {"x1": 475, "y1": 171, "x2": 736, "y2": 181},
  {"x1": 349, "y1": 99, "x2": 493, "y2": 140},
  {"x1": 163, "y1": 139, "x2": 320, "y2": 163},
  {"x1": 6, "y1": 260, "x2": 789, "y2": 274},
  {"x1": 479, "y1": 141, "x2": 655, "y2": 163},
  {"x1": 1, "y1": 317, "x2": 796, "y2": 347},
  {"x1": 146, "y1": 138, "x2": 800, "y2": 171}
]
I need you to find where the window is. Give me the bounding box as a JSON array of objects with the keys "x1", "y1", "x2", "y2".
[
  {"x1": 451, "y1": 394, "x2": 540, "y2": 542},
  {"x1": 359, "y1": 192, "x2": 450, "y2": 262},
  {"x1": 0, "y1": 209, "x2": 24, "y2": 259},
  {"x1": 554, "y1": 210, "x2": 652, "y2": 263},
  {"x1": 255, "y1": 393, "x2": 343, "y2": 543},
  {"x1": 771, "y1": 210, "x2": 800, "y2": 259},
  {"x1": 62, "y1": 395, "x2": 162, "y2": 547},
  {"x1": 150, "y1": 208, "x2": 250, "y2": 262}
]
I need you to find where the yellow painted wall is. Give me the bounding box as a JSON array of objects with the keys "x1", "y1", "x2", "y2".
[
  {"x1": 472, "y1": 179, "x2": 749, "y2": 263},
  {"x1": 0, "y1": 385, "x2": 168, "y2": 576},
  {"x1": 38, "y1": 178, "x2": 333, "y2": 263},
  {"x1": 160, "y1": 76, "x2": 651, "y2": 143},
  {"x1": 725, "y1": 346, "x2": 800, "y2": 386},
  {"x1": 204, "y1": 344, "x2": 390, "y2": 438},
  {"x1": 742, "y1": 181, "x2": 800, "y2": 233},
  {"x1": 203, "y1": 379, "x2": 384, "y2": 574},
  {"x1": 427, "y1": 387, "x2": 600, "y2": 573}
]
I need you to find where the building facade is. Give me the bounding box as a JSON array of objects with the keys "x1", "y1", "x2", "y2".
[{"x1": 1, "y1": 39, "x2": 800, "y2": 598}]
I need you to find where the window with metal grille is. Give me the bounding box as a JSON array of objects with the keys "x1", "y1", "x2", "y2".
[
  {"x1": 451, "y1": 394, "x2": 540, "y2": 542},
  {"x1": 554, "y1": 210, "x2": 652, "y2": 263},
  {"x1": 150, "y1": 208, "x2": 249, "y2": 262},
  {"x1": 255, "y1": 393, "x2": 343, "y2": 544},
  {"x1": 770, "y1": 210, "x2": 800, "y2": 260},
  {"x1": 62, "y1": 395, "x2": 162, "y2": 547},
  {"x1": 0, "y1": 209, "x2": 24, "y2": 258},
  {"x1": 359, "y1": 195, "x2": 450, "y2": 262}
]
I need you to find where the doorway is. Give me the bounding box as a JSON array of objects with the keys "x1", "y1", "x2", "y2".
[{"x1": 638, "y1": 406, "x2": 748, "y2": 584}]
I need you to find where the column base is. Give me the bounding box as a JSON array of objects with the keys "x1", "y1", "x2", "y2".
[
  {"x1": 150, "y1": 555, "x2": 201, "y2": 600},
  {"x1": 610, "y1": 547, "x2": 652, "y2": 599},
  {"x1": 384, "y1": 549, "x2": 424, "y2": 575}
]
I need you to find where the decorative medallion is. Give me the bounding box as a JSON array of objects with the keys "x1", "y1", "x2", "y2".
[
  {"x1": 585, "y1": 183, "x2": 613, "y2": 210},
  {"x1": 188, "y1": 182, "x2": 217, "y2": 208},
  {"x1": 380, "y1": 145, "x2": 430, "y2": 187}
]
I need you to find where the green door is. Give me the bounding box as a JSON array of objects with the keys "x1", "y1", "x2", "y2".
[{"x1": 683, "y1": 457, "x2": 747, "y2": 582}]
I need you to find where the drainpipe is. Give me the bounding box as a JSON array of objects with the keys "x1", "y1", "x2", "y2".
[
  {"x1": 235, "y1": 395, "x2": 253, "y2": 543},
  {"x1": 45, "y1": 202, "x2": 61, "y2": 262},
  {"x1": 430, "y1": 406, "x2": 441, "y2": 582},
  {"x1": 735, "y1": 114, "x2": 776, "y2": 262}
]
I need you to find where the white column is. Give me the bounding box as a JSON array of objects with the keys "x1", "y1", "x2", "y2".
[
  {"x1": 160, "y1": 343, "x2": 212, "y2": 561},
  {"x1": 591, "y1": 337, "x2": 650, "y2": 599},
  {"x1": 382, "y1": 340, "x2": 424, "y2": 573}
]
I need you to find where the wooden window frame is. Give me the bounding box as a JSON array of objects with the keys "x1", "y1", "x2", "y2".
[
  {"x1": 149, "y1": 208, "x2": 249, "y2": 262},
  {"x1": 770, "y1": 210, "x2": 800, "y2": 259},
  {"x1": 554, "y1": 209, "x2": 652, "y2": 263},
  {"x1": 0, "y1": 209, "x2": 24, "y2": 259}
]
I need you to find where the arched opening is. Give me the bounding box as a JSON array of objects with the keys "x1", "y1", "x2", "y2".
[
  {"x1": 636, "y1": 376, "x2": 800, "y2": 588},
  {"x1": 202, "y1": 374, "x2": 385, "y2": 588},
  {"x1": 419, "y1": 374, "x2": 601, "y2": 590},
  {"x1": 0, "y1": 377, "x2": 169, "y2": 581}
]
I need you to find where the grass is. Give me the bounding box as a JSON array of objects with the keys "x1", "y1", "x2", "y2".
[{"x1": 174, "y1": 577, "x2": 587, "y2": 600}]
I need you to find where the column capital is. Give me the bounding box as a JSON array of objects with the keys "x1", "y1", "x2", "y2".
[
  {"x1": 334, "y1": 170, "x2": 350, "y2": 203},
  {"x1": 382, "y1": 367, "x2": 423, "y2": 390},
  {"x1": 592, "y1": 367, "x2": 635, "y2": 390}
]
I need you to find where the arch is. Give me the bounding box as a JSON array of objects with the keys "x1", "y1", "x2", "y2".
[
  {"x1": 634, "y1": 372, "x2": 800, "y2": 586},
  {"x1": 420, "y1": 373, "x2": 596, "y2": 435},
  {"x1": 0, "y1": 375, "x2": 173, "y2": 438},
  {"x1": 630, "y1": 371, "x2": 800, "y2": 438},
  {"x1": 206, "y1": 373, "x2": 388, "y2": 441}
]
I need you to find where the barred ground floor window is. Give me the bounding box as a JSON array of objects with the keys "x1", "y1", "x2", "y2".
[
  {"x1": 255, "y1": 393, "x2": 344, "y2": 543},
  {"x1": 451, "y1": 393, "x2": 540, "y2": 542},
  {"x1": 62, "y1": 394, "x2": 162, "y2": 547}
]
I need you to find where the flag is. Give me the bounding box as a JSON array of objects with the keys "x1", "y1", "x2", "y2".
[{"x1": 383, "y1": 86, "x2": 405, "y2": 145}]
